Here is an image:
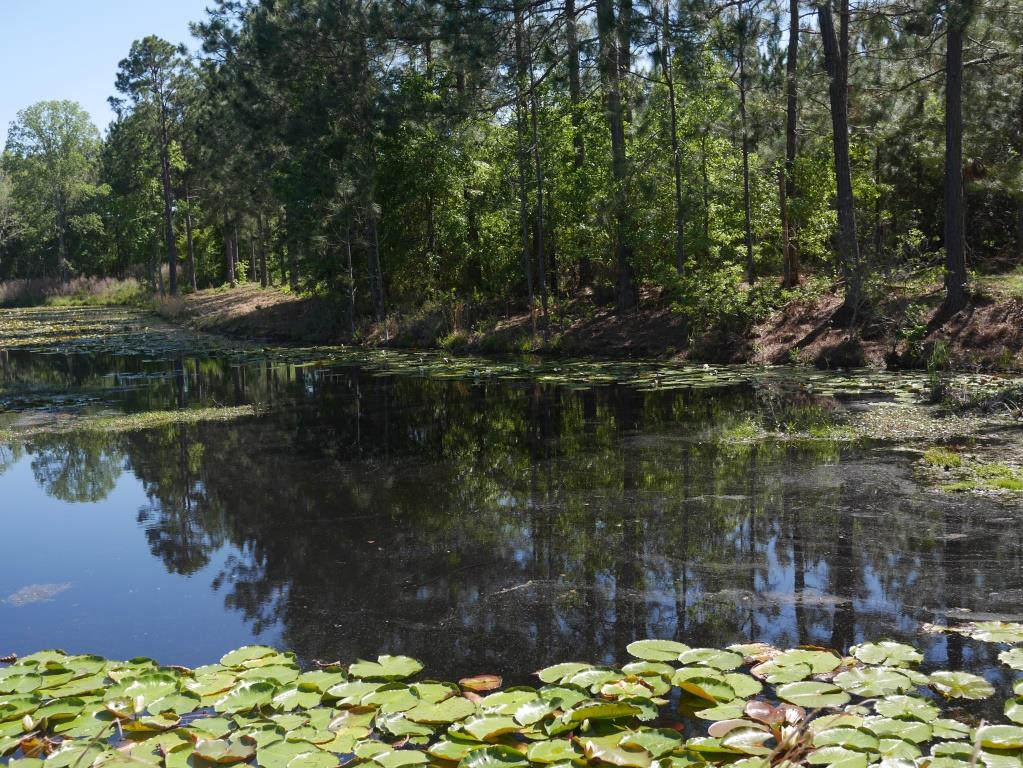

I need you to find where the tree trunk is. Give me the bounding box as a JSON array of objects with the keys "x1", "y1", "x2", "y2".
[
  {"x1": 943, "y1": 13, "x2": 968, "y2": 311},
  {"x1": 738, "y1": 15, "x2": 755, "y2": 286},
  {"x1": 663, "y1": 1, "x2": 686, "y2": 276},
  {"x1": 565, "y1": 0, "x2": 590, "y2": 289},
  {"x1": 232, "y1": 224, "x2": 240, "y2": 283},
  {"x1": 184, "y1": 184, "x2": 196, "y2": 292},
  {"x1": 783, "y1": 0, "x2": 800, "y2": 287},
  {"x1": 597, "y1": 0, "x2": 636, "y2": 312},
  {"x1": 159, "y1": 102, "x2": 178, "y2": 296},
  {"x1": 258, "y1": 210, "x2": 268, "y2": 288},
  {"x1": 514, "y1": 4, "x2": 536, "y2": 329},
  {"x1": 527, "y1": 23, "x2": 550, "y2": 340},
  {"x1": 818, "y1": 0, "x2": 861, "y2": 314},
  {"x1": 225, "y1": 216, "x2": 236, "y2": 288},
  {"x1": 345, "y1": 225, "x2": 356, "y2": 336}
]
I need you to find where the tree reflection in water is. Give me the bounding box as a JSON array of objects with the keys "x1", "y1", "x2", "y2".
[{"x1": 3, "y1": 357, "x2": 1020, "y2": 682}]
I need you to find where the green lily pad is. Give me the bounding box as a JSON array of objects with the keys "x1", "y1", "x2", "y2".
[
  {"x1": 567, "y1": 701, "x2": 643, "y2": 722},
  {"x1": 813, "y1": 727, "x2": 879, "y2": 751},
  {"x1": 625, "y1": 640, "x2": 690, "y2": 662},
  {"x1": 287, "y1": 752, "x2": 340, "y2": 768},
  {"x1": 621, "y1": 662, "x2": 675, "y2": 679},
  {"x1": 967, "y1": 622, "x2": 1023, "y2": 644},
  {"x1": 374, "y1": 750, "x2": 430, "y2": 768},
  {"x1": 1006, "y1": 699, "x2": 1023, "y2": 725},
  {"x1": 928, "y1": 671, "x2": 995, "y2": 700},
  {"x1": 620, "y1": 729, "x2": 682, "y2": 758},
  {"x1": 677, "y1": 649, "x2": 743, "y2": 671},
  {"x1": 776, "y1": 681, "x2": 851, "y2": 709},
  {"x1": 429, "y1": 737, "x2": 482, "y2": 762},
  {"x1": 362, "y1": 683, "x2": 419, "y2": 713},
  {"x1": 804, "y1": 746, "x2": 869, "y2": 768},
  {"x1": 863, "y1": 717, "x2": 931, "y2": 743},
  {"x1": 349, "y1": 656, "x2": 423, "y2": 681},
  {"x1": 977, "y1": 725, "x2": 1023, "y2": 750},
  {"x1": 458, "y1": 715, "x2": 522, "y2": 741},
  {"x1": 536, "y1": 664, "x2": 591, "y2": 684},
  {"x1": 834, "y1": 668, "x2": 914, "y2": 697},
  {"x1": 576, "y1": 734, "x2": 651, "y2": 768},
  {"x1": 999, "y1": 649, "x2": 1023, "y2": 671},
  {"x1": 271, "y1": 686, "x2": 322, "y2": 711},
  {"x1": 849, "y1": 642, "x2": 923, "y2": 668},
  {"x1": 527, "y1": 740, "x2": 583, "y2": 764},
  {"x1": 872, "y1": 696, "x2": 939, "y2": 722},
  {"x1": 215, "y1": 681, "x2": 277, "y2": 713},
  {"x1": 194, "y1": 737, "x2": 257, "y2": 764},
  {"x1": 405, "y1": 696, "x2": 477, "y2": 724},
  {"x1": 932, "y1": 719, "x2": 972, "y2": 740},
  {"x1": 150, "y1": 691, "x2": 202, "y2": 715},
  {"x1": 220, "y1": 647, "x2": 277, "y2": 668},
  {"x1": 749, "y1": 660, "x2": 813, "y2": 684},
  {"x1": 238, "y1": 666, "x2": 300, "y2": 686},
  {"x1": 459, "y1": 745, "x2": 528, "y2": 768},
  {"x1": 257, "y1": 740, "x2": 317, "y2": 768}
]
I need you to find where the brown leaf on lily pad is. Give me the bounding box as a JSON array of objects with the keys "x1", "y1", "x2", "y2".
[
  {"x1": 459, "y1": 675, "x2": 503, "y2": 693},
  {"x1": 745, "y1": 700, "x2": 805, "y2": 726}
]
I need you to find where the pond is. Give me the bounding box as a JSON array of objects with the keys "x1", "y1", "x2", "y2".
[{"x1": 1, "y1": 308, "x2": 1021, "y2": 687}]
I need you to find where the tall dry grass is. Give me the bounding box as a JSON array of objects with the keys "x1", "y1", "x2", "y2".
[{"x1": 0, "y1": 277, "x2": 146, "y2": 307}]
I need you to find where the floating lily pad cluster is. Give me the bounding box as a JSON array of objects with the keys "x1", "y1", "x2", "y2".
[
  {"x1": 3, "y1": 307, "x2": 1019, "y2": 404},
  {"x1": 3, "y1": 633, "x2": 1023, "y2": 768}
]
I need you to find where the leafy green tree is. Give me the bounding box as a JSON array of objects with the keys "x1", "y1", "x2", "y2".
[{"x1": 3, "y1": 101, "x2": 104, "y2": 279}]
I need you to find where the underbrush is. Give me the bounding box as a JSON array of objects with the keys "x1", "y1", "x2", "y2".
[{"x1": 0, "y1": 277, "x2": 146, "y2": 308}]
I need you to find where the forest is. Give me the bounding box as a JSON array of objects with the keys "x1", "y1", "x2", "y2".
[{"x1": 0, "y1": 0, "x2": 1021, "y2": 348}]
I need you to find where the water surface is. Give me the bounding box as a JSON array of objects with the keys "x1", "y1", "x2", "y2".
[{"x1": 1, "y1": 338, "x2": 1021, "y2": 688}]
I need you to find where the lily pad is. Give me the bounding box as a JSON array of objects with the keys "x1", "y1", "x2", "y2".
[
  {"x1": 833, "y1": 668, "x2": 914, "y2": 697},
  {"x1": 849, "y1": 642, "x2": 923, "y2": 668},
  {"x1": 349, "y1": 656, "x2": 424, "y2": 681},
  {"x1": 459, "y1": 746, "x2": 529, "y2": 768},
  {"x1": 776, "y1": 681, "x2": 851, "y2": 709},
  {"x1": 625, "y1": 640, "x2": 690, "y2": 662},
  {"x1": 215, "y1": 681, "x2": 277, "y2": 713},
  {"x1": 677, "y1": 649, "x2": 743, "y2": 671},
  {"x1": 977, "y1": 725, "x2": 1023, "y2": 750},
  {"x1": 928, "y1": 671, "x2": 995, "y2": 700}
]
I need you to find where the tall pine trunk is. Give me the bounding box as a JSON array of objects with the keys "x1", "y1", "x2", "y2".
[
  {"x1": 738, "y1": 11, "x2": 755, "y2": 286},
  {"x1": 158, "y1": 100, "x2": 178, "y2": 296},
  {"x1": 527, "y1": 22, "x2": 550, "y2": 339},
  {"x1": 515, "y1": 4, "x2": 536, "y2": 328},
  {"x1": 783, "y1": 0, "x2": 800, "y2": 287},
  {"x1": 943, "y1": 11, "x2": 968, "y2": 311},
  {"x1": 566, "y1": 0, "x2": 589, "y2": 288},
  {"x1": 818, "y1": 0, "x2": 860, "y2": 314},
  {"x1": 662, "y1": 1, "x2": 686, "y2": 276},
  {"x1": 184, "y1": 182, "x2": 196, "y2": 292},
  {"x1": 597, "y1": 0, "x2": 636, "y2": 312}
]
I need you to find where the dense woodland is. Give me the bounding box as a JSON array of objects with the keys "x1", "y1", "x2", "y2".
[{"x1": 1, "y1": 0, "x2": 1022, "y2": 333}]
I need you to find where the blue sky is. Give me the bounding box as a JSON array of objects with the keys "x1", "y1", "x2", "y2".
[{"x1": 1, "y1": 0, "x2": 212, "y2": 140}]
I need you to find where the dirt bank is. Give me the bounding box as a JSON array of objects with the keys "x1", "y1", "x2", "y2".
[{"x1": 160, "y1": 283, "x2": 1023, "y2": 371}]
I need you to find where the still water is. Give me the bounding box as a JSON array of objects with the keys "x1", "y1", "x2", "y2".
[{"x1": 1, "y1": 345, "x2": 1021, "y2": 685}]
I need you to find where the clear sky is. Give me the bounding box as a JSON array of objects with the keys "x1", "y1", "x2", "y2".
[{"x1": 1, "y1": 0, "x2": 213, "y2": 140}]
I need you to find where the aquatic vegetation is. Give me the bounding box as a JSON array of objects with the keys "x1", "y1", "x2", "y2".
[
  {"x1": 3, "y1": 633, "x2": 1023, "y2": 768},
  {"x1": 915, "y1": 451, "x2": 1023, "y2": 498},
  {"x1": 0, "y1": 406, "x2": 260, "y2": 443}
]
